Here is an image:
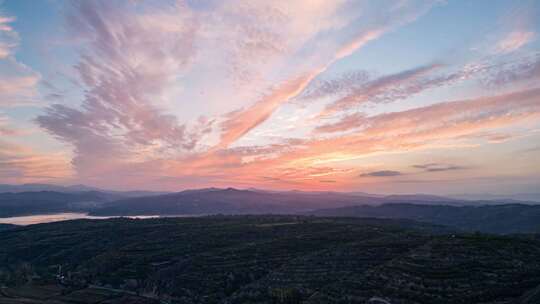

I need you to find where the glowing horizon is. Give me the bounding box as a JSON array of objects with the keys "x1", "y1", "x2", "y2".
[{"x1": 0, "y1": 0, "x2": 539, "y2": 194}]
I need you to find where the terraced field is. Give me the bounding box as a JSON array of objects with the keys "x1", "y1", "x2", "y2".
[{"x1": 0, "y1": 216, "x2": 539, "y2": 303}]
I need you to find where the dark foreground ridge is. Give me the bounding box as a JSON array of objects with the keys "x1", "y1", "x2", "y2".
[
  {"x1": 0, "y1": 224, "x2": 14, "y2": 231},
  {"x1": 1, "y1": 216, "x2": 540, "y2": 304}
]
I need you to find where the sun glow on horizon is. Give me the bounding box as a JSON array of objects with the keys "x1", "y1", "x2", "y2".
[{"x1": 0, "y1": 0, "x2": 539, "y2": 195}]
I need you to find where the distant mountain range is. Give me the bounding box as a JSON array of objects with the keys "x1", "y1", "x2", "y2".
[
  {"x1": 0, "y1": 185, "x2": 165, "y2": 218},
  {"x1": 89, "y1": 187, "x2": 382, "y2": 216},
  {"x1": 0, "y1": 187, "x2": 384, "y2": 218},
  {"x1": 1, "y1": 185, "x2": 540, "y2": 234},
  {"x1": 450, "y1": 192, "x2": 540, "y2": 202},
  {"x1": 87, "y1": 188, "x2": 540, "y2": 234},
  {"x1": 0, "y1": 183, "x2": 166, "y2": 197},
  {"x1": 0, "y1": 191, "x2": 117, "y2": 217},
  {"x1": 89, "y1": 187, "x2": 540, "y2": 216}
]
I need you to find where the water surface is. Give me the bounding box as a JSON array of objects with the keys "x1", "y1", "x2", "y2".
[{"x1": 0, "y1": 213, "x2": 159, "y2": 225}]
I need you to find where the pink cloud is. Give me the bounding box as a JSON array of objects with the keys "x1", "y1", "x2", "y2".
[
  {"x1": 216, "y1": 73, "x2": 318, "y2": 150},
  {"x1": 0, "y1": 139, "x2": 72, "y2": 184},
  {"x1": 215, "y1": 2, "x2": 434, "y2": 149},
  {"x1": 495, "y1": 31, "x2": 535, "y2": 54},
  {"x1": 0, "y1": 114, "x2": 20, "y2": 136},
  {"x1": 17, "y1": 0, "x2": 538, "y2": 192},
  {"x1": 0, "y1": 66, "x2": 40, "y2": 106},
  {"x1": 314, "y1": 113, "x2": 366, "y2": 133},
  {"x1": 0, "y1": 14, "x2": 17, "y2": 59},
  {"x1": 319, "y1": 64, "x2": 443, "y2": 116},
  {"x1": 141, "y1": 87, "x2": 540, "y2": 190},
  {"x1": 68, "y1": 83, "x2": 540, "y2": 191},
  {"x1": 243, "y1": 88, "x2": 540, "y2": 187},
  {"x1": 37, "y1": 1, "x2": 203, "y2": 176}
]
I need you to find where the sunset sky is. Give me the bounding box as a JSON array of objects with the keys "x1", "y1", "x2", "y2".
[{"x1": 0, "y1": 0, "x2": 539, "y2": 194}]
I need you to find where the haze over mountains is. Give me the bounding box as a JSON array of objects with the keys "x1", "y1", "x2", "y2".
[
  {"x1": 0, "y1": 183, "x2": 167, "y2": 197},
  {"x1": 1, "y1": 184, "x2": 540, "y2": 234}
]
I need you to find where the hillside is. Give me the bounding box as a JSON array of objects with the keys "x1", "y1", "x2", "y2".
[
  {"x1": 310, "y1": 203, "x2": 540, "y2": 234},
  {"x1": 0, "y1": 224, "x2": 14, "y2": 231},
  {"x1": 0, "y1": 216, "x2": 539, "y2": 304},
  {"x1": 0, "y1": 191, "x2": 117, "y2": 217},
  {"x1": 89, "y1": 188, "x2": 383, "y2": 216},
  {"x1": 90, "y1": 188, "x2": 540, "y2": 219}
]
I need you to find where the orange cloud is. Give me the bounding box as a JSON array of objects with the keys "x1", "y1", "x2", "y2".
[
  {"x1": 214, "y1": 29, "x2": 386, "y2": 150},
  {"x1": 216, "y1": 72, "x2": 319, "y2": 150},
  {"x1": 214, "y1": 3, "x2": 435, "y2": 150},
  {"x1": 0, "y1": 140, "x2": 72, "y2": 184},
  {"x1": 219, "y1": 88, "x2": 540, "y2": 188},
  {"x1": 79, "y1": 86, "x2": 540, "y2": 191}
]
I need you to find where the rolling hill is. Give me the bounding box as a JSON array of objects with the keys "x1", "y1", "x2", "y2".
[
  {"x1": 0, "y1": 216, "x2": 539, "y2": 303},
  {"x1": 310, "y1": 203, "x2": 540, "y2": 234}
]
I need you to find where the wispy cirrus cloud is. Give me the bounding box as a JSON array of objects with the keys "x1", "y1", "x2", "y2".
[
  {"x1": 0, "y1": 139, "x2": 72, "y2": 184},
  {"x1": 413, "y1": 163, "x2": 468, "y2": 172},
  {"x1": 0, "y1": 14, "x2": 17, "y2": 59},
  {"x1": 141, "y1": 87, "x2": 540, "y2": 190},
  {"x1": 314, "y1": 112, "x2": 365, "y2": 134},
  {"x1": 0, "y1": 6, "x2": 68, "y2": 184},
  {"x1": 311, "y1": 53, "x2": 540, "y2": 132},
  {"x1": 479, "y1": 53, "x2": 540, "y2": 87},
  {"x1": 0, "y1": 11, "x2": 41, "y2": 107},
  {"x1": 241, "y1": 88, "x2": 540, "y2": 186},
  {"x1": 0, "y1": 59, "x2": 40, "y2": 107},
  {"x1": 214, "y1": 1, "x2": 435, "y2": 149},
  {"x1": 495, "y1": 31, "x2": 535, "y2": 54},
  {"x1": 317, "y1": 64, "x2": 443, "y2": 116},
  {"x1": 0, "y1": 113, "x2": 22, "y2": 136},
  {"x1": 37, "y1": 1, "x2": 204, "y2": 177},
  {"x1": 33, "y1": 0, "x2": 437, "y2": 184},
  {"x1": 300, "y1": 70, "x2": 371, "y2": 101},
  {"x1": 2, "y1": 0, "x2": 538, "y2": 192}
]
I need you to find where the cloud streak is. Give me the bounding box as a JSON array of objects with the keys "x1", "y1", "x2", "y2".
[
  {"x1": 144, "y1": 87, "x2": 540, "y2": 190},
  {"x1": 360, "y1": 170, "x2": 402, "y2": 177},
  {"x1": 2, "y1": 1, "x2": 539, "y2": 192},
  {"x1": 215, "y1": 1, "x2": 435, "y2": 149},
  {"x1": 413, "y1": 163, "x2": 467, "y2": 172},
  {"x1": 0, "y1": 139, "x2": 72, "y2": 184},
  {"x1": 0, "y1": 10, "x2": 40, "y2": 107},
  {"x1": 0, "y1": 14, "x2": 17, "y2": 59},
  {"x1": 318, "y1": 64, "x2": 443, "y2": 116}
]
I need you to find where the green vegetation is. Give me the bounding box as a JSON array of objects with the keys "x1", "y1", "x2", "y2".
[
  {"x1": 311, "y1": 203, "x2": 540, "y2": 234},
  {"x1": 0, "y1": 224, "x2": 14, "y2": 231},
  {"x1": 0, "y1": 216, "x2": 539, "y2": 303}
]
